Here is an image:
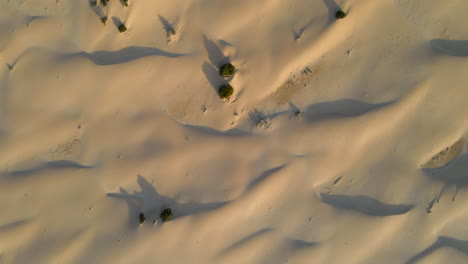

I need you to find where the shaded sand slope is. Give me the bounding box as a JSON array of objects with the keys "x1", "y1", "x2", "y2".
[{"x1": 0, "y1": 0, "x2": 468, "y2": 263}]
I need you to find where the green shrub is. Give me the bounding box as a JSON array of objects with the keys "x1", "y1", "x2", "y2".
[
  {"x1": 123, "y1": 0, "x2": 128, "y2": 7},
  {"x1": 335, "y1": 10, "x2": 347, "y2": 19},
  {"x1": 101, "y1": 16, "x2": 107, "y2": 24},
  {"x1": 218, "y1": 84, "x2": 234, "y2": 100},
  {"x1": 160, "y1": 208, "x2": 173, "y2": 222},
  {"x1": 118, "y1": 23, "x2": 127, "y2": 32},
  {"x1": 168, "y1": 28, "x2": 176, "y2": 36},
  {"x1": 219, "y1": 63, "x2": 235, "y2": 77},
  {"x1": 139, "y1": 212, "x2": 146, "y2": 224},
  {"x1": 90, "y1": 0, "x2": 97, "y2": 7},
  {"x1": 101, "y1": 0, "x2": 108, "y2": 6}
]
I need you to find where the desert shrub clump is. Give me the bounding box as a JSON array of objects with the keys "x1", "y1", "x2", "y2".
[
  {"x1": 160, "y1": 208, "x2": 173, "y2": 222},
  {"x1": 219, "y1": 63, "x2": 235, "y2": 77},
  {"x1": 335, "y1": 10, "x2": 347, "y2": 19},
  {"x1": 218, "y1": 84, "x2": 234, "y2": 100},
  {"x1": 139, "y1": 212, "x2": 146, "y2": 224},
  {"x1": 118, "y1": 23, "x2": 127, "y2": 32},
  {"x1": 101, "y1": 16, "x2": 108, "y2": 24}
]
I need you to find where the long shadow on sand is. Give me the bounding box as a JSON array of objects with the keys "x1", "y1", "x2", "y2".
[
  {"x1": 201, "y1": 36, "x2": 230, "y2": 93},
  {"x1": 202, "y1": 62, "x2": 224, "y2": 94},
  {"x1": 302, "y1": 99, "x2": 393, "y2": 122},
  {"x1": 431, "y1": 39, "x2": 468, "y2": 57},
  {"x1": 320, "y1": 193, "x2": 413, "y2": 216},
  {"x1": 182, "y1": 123, "x2": 251, "y2": 137},
  {"x1": 321, "y1": 0, "x2": 341, "y2": 24},
  {"x1": 107, "y1": 175, "x2": 229, "y2": 228},
  {"x1": 6, "y1": 160, "x2": 93, "y2": 178},
  {"x1": 405, "y1": 236, "x2": 468, "y2": 264},
  {"x1": 202, "y1": 35, "x2": 228, "y2": 67},
  {"x1": 423, "y1": 153, "x2": 468, "y2": 202},
  {"x1": 78, "y1": 46, "x2": 187, "y2": 65}
]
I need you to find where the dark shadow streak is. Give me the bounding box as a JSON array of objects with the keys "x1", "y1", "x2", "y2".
[
  {"x1": 202, "y1": 62, "x2": 224, "y2": 93},
  {"x1": 74, "y1": 46, "x2": 187, "y2": 65},
  {"x1": 111, "y1": 16, "x2": 122, "y2": 28},
  {"x1": 202, "y1": 35, "x2": 228, "y2": 67},
  {"x1": 0, "y1": 218, "x2": 32, "y2": 231},
  {"x1": 303, "y1": 99, "x2": 393, "y2": 122},
  {"x1": 322, "y1": 0, "x2": 340, "y2": 24},
  {"x1": 107, "y1": 175, "x2": 229, "y2": 227},
  {"x1": 288, "y1": 239, "x2": 318, "y2": 250},
  {"x1": 183, "y1": 123, "x2": 251, "y2": 137},
  {"x1": 90, "y1": 6, "x2": 104, "y2": 19},
  {"x1": 7, "y1": 160, "x2": 93, "y2": 177},
  {"x1": 158, "y1": 14, "x2": 172, "y2": 34},
  {"x1": 431, "y1": 39, "x2": 468, "y2": 57},
  {"x1": 405, "y1": 236, "x2": 468, "y2": 264},
  {"x1": 320, "y1": 193, "x2": 413, "y2": 216}
]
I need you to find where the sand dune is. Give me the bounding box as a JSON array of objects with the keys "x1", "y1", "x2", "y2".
[{"x1": 0, "y1": 0, "x2": 468, "y2": 263}]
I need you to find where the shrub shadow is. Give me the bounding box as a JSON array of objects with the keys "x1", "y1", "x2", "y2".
[
  {"x1": 111, "y1": 16, "x2": 122, "y2": 28},
  {"x1": 158, "y1": 14, "x2": 172, "y2": 34},
  {"x1": 202, "y1": 35, "x2": 228, "y2": 67},
  {"x1": 321, "y1": 0, "x2": 340, "y2": 24},
  {"x1": 90, "y1": 5, "x2": 104, "y2": 19},
  {"x1": 202, "y1": 62, "x2": 224, "y2": 93}
]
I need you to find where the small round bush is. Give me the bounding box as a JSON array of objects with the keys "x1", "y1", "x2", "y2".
[
  {"x1": 335, "y1": 10, "x2": 347, "y2": 19},
  {"x1": 118, "y1": 23, "x2": 127, "y2": 33},
  {"x1": 101, "y1": 16, "x2": 108, "y2": 25},
  {"x1": 101, "y1": 0, "x2": 108, "y2": 6},
  {"x1": 139, "y1": 212, "x2": 146, "y2": 224},
  {"x1": 219, "y1": 63, "x2": 235, "y2": 77},
  {"x1": 123, "y1": 0, "x2": 129, "y2": 7},
  {"x1": 160, "y1": 208, "x2": 173, "y2": 222},
  {"x1": 218, "y1": 84, "x2": 234, "y2": 100},
  {"x1": 90, "y1": 0, "x2": 97, "y2": 7}
]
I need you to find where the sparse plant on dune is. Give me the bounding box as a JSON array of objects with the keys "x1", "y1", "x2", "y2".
[
  {"x1": 101, "y1": 16, "x2": 108, "y2": 24},
  {"x1": 101, "y1": 0, "x2": 109, "y2": 6},
  {"x1": 118, "y1": 23, "x2": 127, "y2": 32},
  {"x1": 218, "y1": 84, "x2": 234, "y2": 100},
  {"x1": 160, "y1": 208, "x2": 173, "y2": 222},
  {"x1": 219, "y1": 63, "x2": 235, "y2": 77},
  {"x1": 139, "y1": 212, "x2": 146, "y2": 224},
  {"x1": 335, "y1": 10, "x2": 347, "y2": 19},
  {"x1": 90, "y1": 0, "x2": 97, "y2": 7},
  {"x1": 122, "y1": 0, "x2": 129, "y2": 7}
]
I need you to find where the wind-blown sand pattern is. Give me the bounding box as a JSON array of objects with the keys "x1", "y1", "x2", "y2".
[{"x1": 1, "y1": 0, "x2": 468, "y2": 263}]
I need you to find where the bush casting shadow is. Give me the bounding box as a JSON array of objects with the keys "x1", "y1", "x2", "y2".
[
  {"x1": 218, "y1": 84, "x2": 234, "y2": 100},
  {"x1": 107, "y1": 175, "x2": 229, "y2": 227}
]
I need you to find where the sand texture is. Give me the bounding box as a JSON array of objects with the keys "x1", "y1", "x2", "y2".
[{"x1": 0, "y1": 0, "x2": 468, "y2": 263}]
